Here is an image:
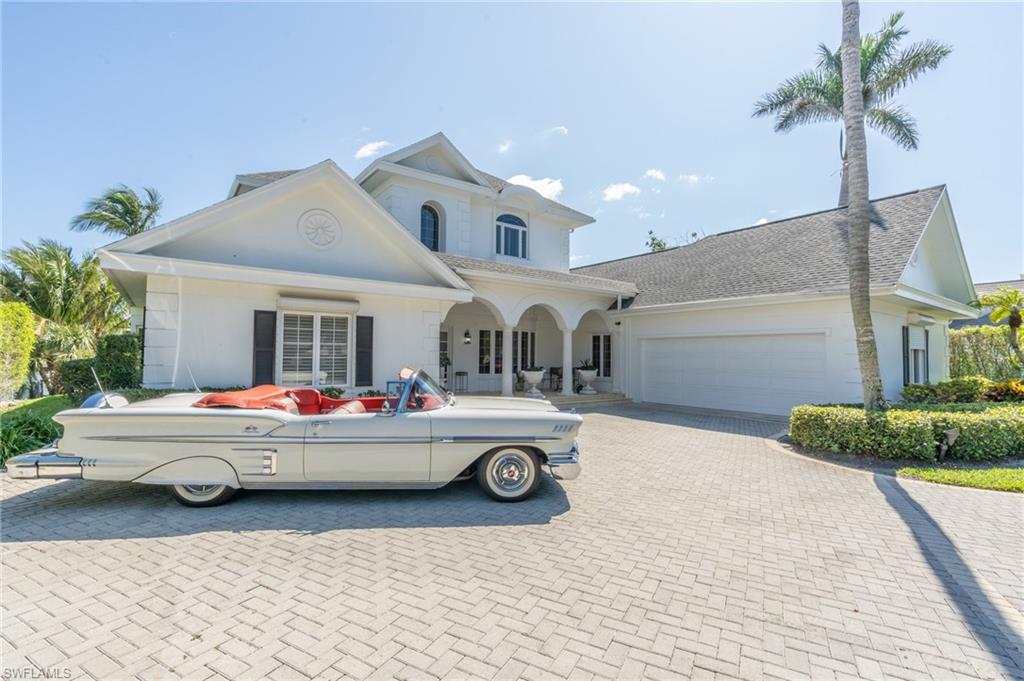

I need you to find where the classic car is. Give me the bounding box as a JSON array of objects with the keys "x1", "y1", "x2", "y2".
[{"x1": 6, "y1": 368, "x2": 581, "y2": 506}]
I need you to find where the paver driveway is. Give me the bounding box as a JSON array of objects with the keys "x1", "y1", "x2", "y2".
[{"x1": 2, "y1": 404, "x2": 1022, "y2": 681}]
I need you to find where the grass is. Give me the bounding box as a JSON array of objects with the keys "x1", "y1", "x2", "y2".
[
  {"x1": 897, "y1": 466, "x2": 1024, "y2": 493},
  {"x1": 1, "y1": 396, "x2": 74, "y2": 465},
  {"x1": 1, "y1": 395, "x2": 74, "y2": 418}
]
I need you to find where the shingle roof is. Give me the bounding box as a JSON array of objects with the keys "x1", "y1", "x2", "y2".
[
  {"x1": 235, "y1": 170, "x2": 300, "y2": 186},
  {"x1": 436, "y1": 253, "x2": 636, "y2": 295},
  {"x1": 573, "y1": 186, "x2": 946, "y2": 308},
  {"x1": 973, "y1": 278, "x2": 1023, "y2": 296}
]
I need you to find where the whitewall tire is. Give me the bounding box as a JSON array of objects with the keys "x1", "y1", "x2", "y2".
[
  {"x1": 477, "y1": 448, "x2": 541, "y2": 502},
  {"x1": 169, "y1": 484, "x2": 238, "y2": 507}
]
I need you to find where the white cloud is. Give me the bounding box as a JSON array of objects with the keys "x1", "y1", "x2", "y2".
[
  {"x1": 548, "y1": 125, "x2": 569, "y2": 136},
  {"x1": 643, "y1": 169, "x2": 666, "y2": 182},
  {"x1": 679, "y1": 173, "x2": 715, "y2": 186},
  {"x1": 506, "y1": 174, "x2": 564, "y2": 200},
  {"x1": 602, "y1": 182, "x2": 641, "y2": 202},
  {"x1": 354, "y1": 140, "x2": 392, "y2": 160},
  {"x1": 498, "y1": 140, "x2": 512, "y2": 154},
  {"x1": 755, "y1": 217, "x2": 769, "y2": 225}
]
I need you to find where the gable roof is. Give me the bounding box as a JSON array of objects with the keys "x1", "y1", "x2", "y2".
[
  {"x1": 101, "y1": 160, "x2": 472, "y2": 293},
  {"x1": 973, "y1": 278, "x2": 1023, "y2": 296},
  {"x1": 373, "y1": 132, "x2": 492, "y2": 188},
  {"x1": 437, "y1": 253, "x2": 636, "y2": 296},
  {"x1": 574, "y1": 186, "x2": 950, "y2": 309}
]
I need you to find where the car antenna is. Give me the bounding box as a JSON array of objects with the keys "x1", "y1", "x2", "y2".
[
  {"x1": 186, "y1": 363, "x2": 201, "y2": 392},
  {"x1": 89, "y1": 366, "x2": 110, "y2": 408}
]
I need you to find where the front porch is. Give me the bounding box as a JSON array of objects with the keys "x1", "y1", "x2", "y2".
[
  {"x1": 456, "y1": 390, "x2": 631, "y2": 409},
  {"x1": 438, "y1": 298, "x2": 621, "y2": 398}
]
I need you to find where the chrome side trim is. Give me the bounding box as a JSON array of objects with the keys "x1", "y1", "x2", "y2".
[
  {"x1": 431, "y1": 435, "x2": 561, "y2": 443},
  {"x1": 241, "y1": 480, "x2": 445, "y2": 490},
  {"x1": 83, "y1": 434, "x2": 561, "y2": 445}
]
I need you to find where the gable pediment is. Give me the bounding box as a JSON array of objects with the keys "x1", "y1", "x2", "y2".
[
  {"x1": 899, "y1": 192, "x2": 976, "y2": 305},
  {"x1": 105, "y1": 162, "x2": 469, "y2": 293}
]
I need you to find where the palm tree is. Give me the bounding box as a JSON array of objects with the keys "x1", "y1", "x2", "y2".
[
  {"x1": 753, "y1": 11, "x2": 951, "y2": 205},
  {"x1": 70, "y1": 185, "x2": 162, "y2": 237},
  {"x1": 979, "y1": 287, "x2": 1024, "y2": 374},
  {"x1": 2, "y1": 240, "x2": 128, "y2": 391},
  {"x1": 842, "y1": 0, "x2": 885, "y2": 411}
]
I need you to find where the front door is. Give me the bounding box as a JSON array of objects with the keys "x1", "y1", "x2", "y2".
[{"x1": 303, "y1": 411, "x2": 431, "y2": 481}]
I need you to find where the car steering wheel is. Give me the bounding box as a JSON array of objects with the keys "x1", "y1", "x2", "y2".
[{"x1": 412, "y1": 394, "x2": 425, "y2": 409}]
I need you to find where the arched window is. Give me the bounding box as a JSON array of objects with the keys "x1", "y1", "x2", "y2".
[
  {"x1": 495, "y1": 213, "x2": 527, "y2": 259},
  {"x1": 420, "y1": 204, "x2": 440, "y2": 251}
]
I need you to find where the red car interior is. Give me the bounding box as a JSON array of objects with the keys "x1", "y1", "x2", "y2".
[{"x1": 193, "y1": 386, "x2": 391, "y2": 415}]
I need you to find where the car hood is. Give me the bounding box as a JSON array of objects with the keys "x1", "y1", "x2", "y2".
[{"x1": 450, "y1": 396, "x2": 560, "y2": 413}]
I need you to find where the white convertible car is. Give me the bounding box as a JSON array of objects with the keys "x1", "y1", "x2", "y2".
[{"x1": 7, "y1": 369, "x2": 581, "y2": 506}]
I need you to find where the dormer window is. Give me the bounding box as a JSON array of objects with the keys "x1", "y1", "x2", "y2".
[
  {"x1": 420, "y1": 204, "x2": 441, "y2": 251},
  {"x1": 496, "y1": 214, "x2": 527, "y2": 259}
]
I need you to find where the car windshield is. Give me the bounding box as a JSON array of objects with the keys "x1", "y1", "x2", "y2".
[{"x1": 408, "y1": 370, "x2": 449, "y2": 411}]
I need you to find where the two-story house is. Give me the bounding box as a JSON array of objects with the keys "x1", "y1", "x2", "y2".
[{"x1": 100, "y1": 133, "x2": 977, "y2": 415}]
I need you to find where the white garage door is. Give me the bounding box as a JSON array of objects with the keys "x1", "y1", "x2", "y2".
[{"x1": 641, "y1": 333, "x2": 827, "y2": 415}]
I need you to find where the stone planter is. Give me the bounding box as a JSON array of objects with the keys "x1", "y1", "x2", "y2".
[
  {"x1": 521, "y1": 370, "x2": 545, "y2": 399},
  {"x1": 577, "y1": 369, "x2": 598, "y2": 394}
]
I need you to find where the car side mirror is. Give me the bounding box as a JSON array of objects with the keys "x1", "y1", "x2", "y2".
[{"x1": 380, "y1": 401, "x2": 394, "y2": 415}]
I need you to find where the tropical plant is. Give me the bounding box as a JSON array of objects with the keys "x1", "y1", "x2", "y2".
[
  {"x1": 978, "y1": 286, "x2": 1024, "y2": 375},
  {"x1": 951, "y1": 326, "x2": 1022, "y2": 380},
  {"x1": 753, "y1": 11, "x2": 951, "y2": 205},
  {"x1": 1, "y1": 240, "x2": 128, "y2": 392},
  {"x1": 840, "y1": 0, "x2": 885, "y2": 412},
  {"x1": 70, "y1": 185, "x2": 162, "y2": 237},
  {"x1": 645, "y1": 230, "x2": 667, "y2": 252},
  {"x1": 0, "y1": 302, "x2": 36, "y2": 396}
]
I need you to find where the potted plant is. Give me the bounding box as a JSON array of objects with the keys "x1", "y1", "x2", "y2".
[
  {"x1": 519, "y1": 365, "x2": 545, "y2": 398},
  {"x1": 576, "y1": 359, "x2": 598, "y2": 394},
  {"x1": 439, "y1": 352, "x2": 451, "y2": 387}
]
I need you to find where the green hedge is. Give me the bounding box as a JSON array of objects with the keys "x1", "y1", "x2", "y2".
[
  {"x1": 950, "y1": 326, "x2": 1022, "y2": 380},
  {"x1": 901, "y1": 376, "x2": 992, "y2": 403},
  {"x1": 0, "y1": 302, "x2": 36, "y2": 397},
  {"x1": 790, "y1": 404, "x2": 1024, "y2": 461},
  {"x1": 56, "y1": 358, "x2": 100, "y2": 402},
  {"x1": 96, "y1": 333, "x2": 141, "y2": 389}
]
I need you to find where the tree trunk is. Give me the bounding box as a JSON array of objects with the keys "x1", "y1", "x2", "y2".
[
  {"x1": 1008, "y1": 315, "x2": 1024, "y2": 376},
  {"x1": 841, "y1": 0, "x2": 886, "y2": 411},
  {"x1": 838, "y1": 130, "x2": 849, "y2": 207}
]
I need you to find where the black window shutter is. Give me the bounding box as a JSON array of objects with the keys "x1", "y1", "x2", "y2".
[
  {"x1": 924, "y1": 329, "x2": 930, "y2": 383},
  {"x1": 252, "y1": 310, "x2": 276, "y2": 386},
  {"x1": 356, "y1": 316, "x2": 374, "y2": 386},
  {"x1": 902, "y1": 326, "x2": 910, "y2": 386}
]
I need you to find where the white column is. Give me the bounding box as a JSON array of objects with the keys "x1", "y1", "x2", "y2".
[
  {"x1": 501, "y1": 324, "x2": 514, "y2": 396},
  {"x1": 561, "y1": 328, "x2": 574, "y2": 395}
]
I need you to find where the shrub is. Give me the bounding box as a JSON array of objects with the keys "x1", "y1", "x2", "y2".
[
  {"x1": 56, "y1": 358, "x2": 97, "y2": 402},
  {"x1": 900, "y1": 376, "x2": 992, "y2": 403},
  {"x1": 0, "y1": 397, "x2": 68, "y2": 465},
  {"x1": 0, "y1": 302, "x2": 36, "y2": 398},
  {"x1": 986, "y1": 380, "x2": 1024, "y2": 402},
  {"x1": 950, "y1": 326, "x2": 1022, "y2": 381},
  {"x1": 95, "y1": 333, "x2": 141, "y2": 389},
  {"x1": 790, "y1": 404, "x2": 1024, "y2": 461}
]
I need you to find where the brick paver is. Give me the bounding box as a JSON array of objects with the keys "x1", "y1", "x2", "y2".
[{"x1": 2, "y1": 404, "x2": 1022, "y2": 680}]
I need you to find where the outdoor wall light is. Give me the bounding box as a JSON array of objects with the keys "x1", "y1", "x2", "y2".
[{"x1": 463, "y1": 329, "x2": 472, "y2": 344}]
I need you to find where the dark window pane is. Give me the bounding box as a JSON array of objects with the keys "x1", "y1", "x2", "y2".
[
  {"x1": 496, "y1": 214, "x2": 527, "y2": 227},
  {"x1": 420, "y1": 205, "x2": 439, "y2": 251},
  {"x1": 512, "y1": 331, "x2": 519, "y2": 373},
  {"x1": 505, "y1": 226, "x2": 520, "y2": 257},
  {"x1": 592, "y1": 335, "x2": 600, "y2": 373},
  {"x1": 521, "y1": 230, "x2": 527, "y2": 258},
  {"x1": 603, "y1": 335, "x2": 612, "y2": 377},
  {"x1": 495, "y1": 330, "x2": 503, "y2": 374},
  {"x1": 495, "y1": 224, "x2": 501, "y2": 253},
  {"x1": 529, "y1": 332, "x2": 535, "y2": 367},
  {"x1": 478, "y1": 330, "x2": 490, "y2": 374}
]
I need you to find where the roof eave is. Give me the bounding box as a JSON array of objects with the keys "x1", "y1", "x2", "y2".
[{"x1": 452, "y1": 267, "x2": 636, "y2": 297}]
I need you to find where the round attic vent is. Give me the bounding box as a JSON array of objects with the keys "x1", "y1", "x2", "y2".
[{"x1": 297, "y1": 209, "x2": 340, "y2": 249}]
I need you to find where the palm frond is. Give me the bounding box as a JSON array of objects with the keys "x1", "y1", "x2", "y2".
[
  {"x1": 70, "y1": 184, "x2": 162, "y2": 237},
  {"x1": 862, "y1": 12, "x2": 910, "y2": 80},
  {"x1": 866, "y1": 105, "x2": 919, "y2": 150},
  {"x1": 875, "y1": 39, "x2": 952, "y2": 101}
]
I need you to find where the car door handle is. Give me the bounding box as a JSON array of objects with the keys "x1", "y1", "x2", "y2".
[{"x1": 310, "y1": 419, "x2": 329, "y2": 432}]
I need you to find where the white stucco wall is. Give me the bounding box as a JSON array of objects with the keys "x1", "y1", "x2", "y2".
[
  {"x1": 142, "y1": 274, "x2": 451, "y2": 391},
  {"x1": 616, "y1": 297, "x2": 950, "y2": 407},
  {"x1": 371, "y1": 175, "x2": 572, "y2": 272}
]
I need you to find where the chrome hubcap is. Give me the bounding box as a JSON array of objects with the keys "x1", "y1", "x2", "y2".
[
  {"x1": 182, "y1": 484, "x2": 220, "y2": 497},
  {"x1": 491, "y1": 454, "x2": 529, "y2": 491}
]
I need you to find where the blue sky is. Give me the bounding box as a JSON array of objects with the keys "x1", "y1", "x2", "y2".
[{"x1": 3, "y1": 2, "x2": 1021, "y2": 282}]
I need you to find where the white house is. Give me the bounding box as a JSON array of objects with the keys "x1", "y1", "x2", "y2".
[{"x1": 99, "y1": 133, "x2": 978, "y2": 415}]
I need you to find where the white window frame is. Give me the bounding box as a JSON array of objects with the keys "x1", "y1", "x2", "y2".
[
  {"x1": 276, "y1": 310, "x2": 354, "y2": 388},
  {"x1": 495, "y1": 214, "x2": 528, "y2": 260}
]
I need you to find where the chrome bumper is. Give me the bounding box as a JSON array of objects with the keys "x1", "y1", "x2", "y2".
[
  {"x1": 546, "y1": 441, "x2": 581, "y2": 481},
  {"x1": 6, "y1": 447, "x2": 83, "y2": 480}
]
